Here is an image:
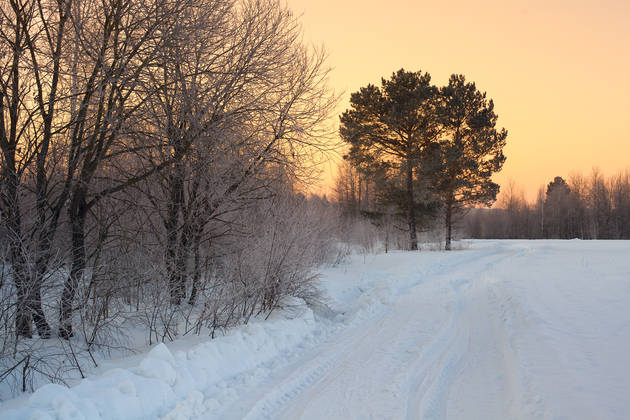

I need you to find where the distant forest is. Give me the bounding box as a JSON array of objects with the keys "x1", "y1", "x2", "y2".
[
  {"x1": 335, "y1": 167, "x2": 630, "y2": 247},
  {"x1": 465, "y1": 170, "x2": 630, "y2": 240}
]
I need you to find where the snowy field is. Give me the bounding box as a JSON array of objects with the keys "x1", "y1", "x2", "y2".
[{"x1": 2, "y1": 240, "x2": 630, "y2": 419}]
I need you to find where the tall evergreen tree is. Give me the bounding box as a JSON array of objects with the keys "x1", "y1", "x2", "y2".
[
  {"x1": 544, "y1": 176, "x2": 572, "y2": 238},
  {"x1": 340, "y1": 69, "x2": 440, "y2": 250},
  {"x1": 424, "y1": 75, "x2": 506, "y2": 250}
]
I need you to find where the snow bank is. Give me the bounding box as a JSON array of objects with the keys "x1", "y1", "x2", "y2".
[{"x1": 1, "y1": 306, "x2": 321, "y2": 420}]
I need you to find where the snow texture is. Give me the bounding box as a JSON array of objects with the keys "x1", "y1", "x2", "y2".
[{"x1": 2, "y1": 240, "x2": 630, "y2": 419}]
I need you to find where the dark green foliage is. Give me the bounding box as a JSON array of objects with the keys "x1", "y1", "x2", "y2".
[
  {"x1": 427, "y1": 75, "x2": 506, "y2": 206},
  {"x1": 340, "y1": 69, "x2": 441, "y2": 250},
  {"x1": 544, "y1": 176, "x2": 575, "y2": 238},
  {"x1": 546, "y1": 176, "x2": 571, "y2": 198},
  {"x1": 423, "y1": 74, "x2": 507, "y2": 249},
  {"x1": 371, "y1": 171, "x2": 441, "y2": 224},
  {"x1": 340, "y1": 71, "x2": 507, "y2": 250}
]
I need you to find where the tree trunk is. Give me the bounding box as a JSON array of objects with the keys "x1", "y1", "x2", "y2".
[
  {"x1": 2, "y1": 166, "x2": 52, "y2": 339},
  {"x1": 30, "y1": 207, "x2": 56, "y2": 339},
  {"x1": 187, "y1": 226, "x2": 203, "y2": 306},
  {"x1": 406, "y1": 159, "x2": 418, "y2": 251},
  {"x1": 12, "y1": 254, "x2": 49, "y2": 339},
  {"x1": 2, "y1": 162, "x2": 49, "y2": 337},
  {"x1": 59, "y1": 190, "x2": 88, "y2": 339},
  {"x1": 27, "y1": 284, "x2": 51, "y2": 338},
  {"x1": 165, "y1": 162, "x2": 185, "y2": 305},
  {"x1": 4, "y1": 177, "x2": 29, "y2": 337},
  {"x1": 174, "y1": 211, "x2": 192, "y2": 304},
  {"x1": 445, "y1": 199, "x2": 453, "y2": 251}
]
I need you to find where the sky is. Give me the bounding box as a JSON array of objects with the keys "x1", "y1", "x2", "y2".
[{"x1": 287, "y1": 0, "x2": 630, "y2": 201}]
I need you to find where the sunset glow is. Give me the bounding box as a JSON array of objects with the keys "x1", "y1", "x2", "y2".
[{"x1": 289, "y1": 0, "x2": 630, "y2": 199}]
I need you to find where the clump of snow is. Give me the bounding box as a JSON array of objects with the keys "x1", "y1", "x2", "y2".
[
  {"x1": 138, "y1": 343, "x2": 177, "y2": 386},
  {"x1": 161, "y1": 390, "x2": 205, "y2": 420}
]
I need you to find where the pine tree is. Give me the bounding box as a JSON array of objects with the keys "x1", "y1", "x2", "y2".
[
  {"x1": 544, "y1": 176, "x2": 572, "y2": 238},
  {"x1": 340, "y1": 69, "x2": 440, "y2": 250},
  {"x1": 424, "y1": 75, "x2": 507, "y2": 250}
]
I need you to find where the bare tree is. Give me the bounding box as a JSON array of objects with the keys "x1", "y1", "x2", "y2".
[
  {"x1": 463, "y1": 170, "x2": 630, "y2": 240},
  {"x1": 0, "y1": 0, "x2": 75, "y2": 338},
  {"x1": 138, "y1": 0, "x2": 337, "y2": 306},
  {"x1": 55, "y1": 0, "x2": 197, "y2": 338}
]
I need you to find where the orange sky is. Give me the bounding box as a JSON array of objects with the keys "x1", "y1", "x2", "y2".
[{"x1": 288, "y1": 0, "x2": 630, "y2": 201}]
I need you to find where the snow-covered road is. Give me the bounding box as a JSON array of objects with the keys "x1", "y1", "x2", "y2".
[
  {"x1": 213, "y1": 241, "x2": 630, "y2": 420},
  {"x1": 3, "y1": 241, "x2": 630, "y2": 420}
]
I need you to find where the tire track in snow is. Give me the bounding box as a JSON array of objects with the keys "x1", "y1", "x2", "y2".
[
  {"x1": 219, "y1": 312, "x2": 393, "y2": 420},
  {"x1": 403, "y1": 288, "x2": 469, "y2": 420},
  {"x1": 278, "y1": 249, "x2": 514, "y2": 420},
  {"x1": 206, "y1": 244, "x2": 518, "y2": 420},
  {"x1": 484, "y1": 245, "x2": 600, "y2": 420},
  {"x1": 402, "y1": 249, "x2": 521, "y2": 420}
]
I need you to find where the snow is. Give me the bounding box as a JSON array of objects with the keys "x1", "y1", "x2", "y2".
[{"x1": 2, "y1": 240, "x2": 630, "y2": 419}]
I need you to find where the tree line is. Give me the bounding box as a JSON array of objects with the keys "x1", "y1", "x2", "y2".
[
  {"x1": 0, "y1": 0, "x2": 340, "y2": 395},
  {"x1": 465, "y1": 170, "x2": 630, "y2": 240},
  {"x1": 335, "y1": 69, "x2": 507, "y2": 250}
]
